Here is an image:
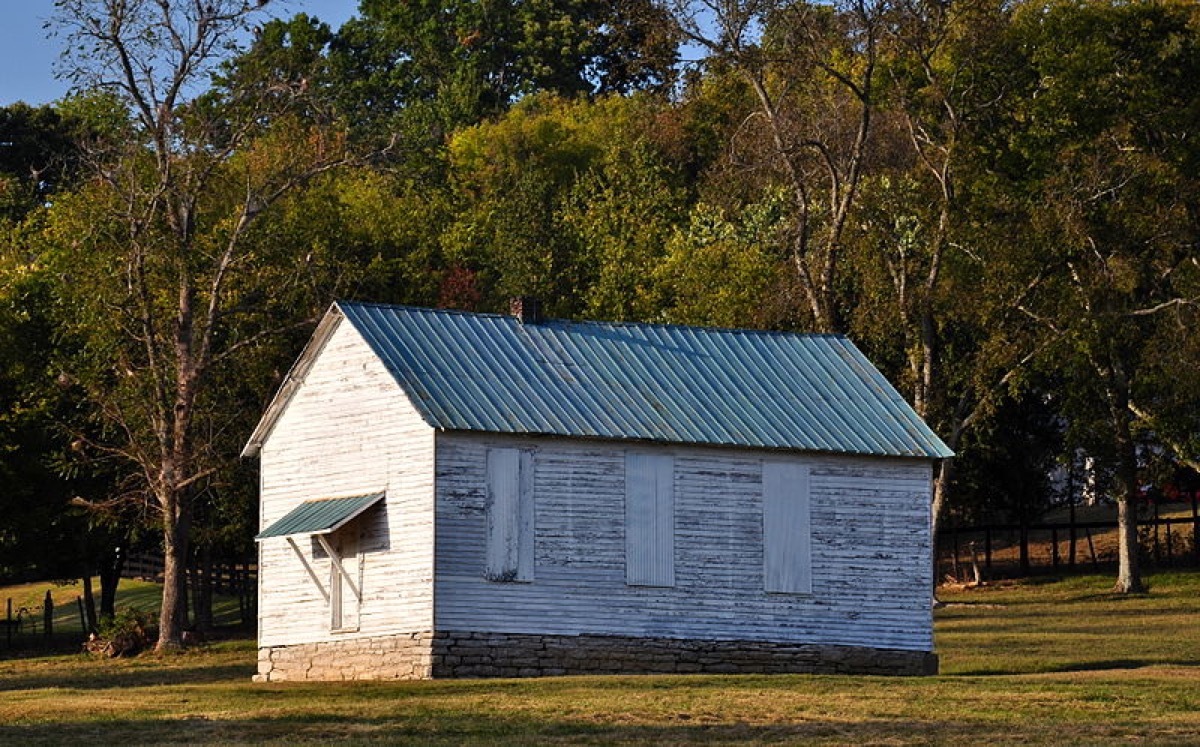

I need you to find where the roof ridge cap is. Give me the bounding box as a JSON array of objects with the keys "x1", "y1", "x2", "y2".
[{"x1": 337, "y1": 300, "x2": 846, "y2": 340}]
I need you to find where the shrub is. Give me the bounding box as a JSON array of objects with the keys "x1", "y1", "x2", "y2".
[{"x1": 86, "y1": 607, "x2": 158, "y2": 657}]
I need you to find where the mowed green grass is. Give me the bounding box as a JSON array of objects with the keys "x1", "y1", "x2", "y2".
[{"x1": 1, "y1": 572, "x2": 1198, "y2": 745}]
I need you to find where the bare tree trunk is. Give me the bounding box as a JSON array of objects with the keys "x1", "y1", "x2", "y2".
[
  {"x1": 81, "y1": 572, "x2": 97, "y2": 634},
  {"x1": 157, "y1": 490, "x2": 192, "y2": 650},
  {"x1": 99, "y1": 545, "x2": 123, "y2": 619},
  {"x1": 1112, "y1": 394, "x2": 1145, "y2": 593},
  {"x1": 930, "y1": 456, "x2": 955, "y2": 601},
  {"x1": 1114, "y1": 496, "x2": 1142, "y2": 592}
]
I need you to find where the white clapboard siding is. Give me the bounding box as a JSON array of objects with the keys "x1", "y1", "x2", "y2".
[
  {"x1": 434, "y1": 433, "x2": 935, "y2": 653},
  {"x1": 625, "y1": 451, "x2": 675, "y2": 587},
  {"x1": 257, "y1": 318, "x2": 435, "y2": 648},
  {"x1": 485, "y1": 448, "x2": 534, "y2": 582},
  {"x1": 763, "y1": 461, "x2": 812, "y2": 594}
]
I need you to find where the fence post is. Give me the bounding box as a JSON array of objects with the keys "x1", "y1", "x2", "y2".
[
  {"x1": 1051, "y1": 528, "x2": 1059, "y2": 570},
  {"x1": 1166, "y1": 521, "x2": 1174, "y2": 567},
  {"x1": 1153, "y1": 502, "x2": 1161, "y2": 565},
  {"x1": 1068, "y1": 498, "x2": 1077, "y2": 570},
  {"x1": 1086, "y1": 528, "x2": 1099, "y2": 570},
  {"x1": 951, "y1": 528, "x2": 961, "y2": 582},
  {"x1": 43, "y1": 591, "x2": 53, "y2": 640},
  {"x1": 5, "y1": 598, "x2": 10, "y2": 648},
  {"x1": 1193, "y1": 494, "x2": 1199, "y2": 564}
]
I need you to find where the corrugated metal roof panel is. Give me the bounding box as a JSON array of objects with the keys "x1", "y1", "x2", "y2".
[
  {"x1": 336, "y1": 302, "x2": 954, "y2": 459},
  {"x1": 255, "y1": 493, "x2": 385, "y2": 540}
]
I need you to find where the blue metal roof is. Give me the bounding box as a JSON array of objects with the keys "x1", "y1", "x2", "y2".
[{"x1": 334, "y1": 302, "x2": 952, "y2": 460}]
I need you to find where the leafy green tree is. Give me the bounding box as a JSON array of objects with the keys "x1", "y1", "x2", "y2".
[
  {"x1": 564, "y1": 139, "x2": 688, "y2": 322},
  {"x1": 329, "y1": 0, "x2": 678, "y2": 140},
  {"x1": 212, "y1": 13, "x2": 339, "y2": 124},
  {"x1": 444, "y1": 93, "x2": 678, "y2": 317},
  {"x1": 49, "y1": 0, "x2": 355, "y2": 649},
  {"x1": 656, "y1": 194, "x2": 787, "y2": 328},
  {"x1": 668, "y1": 0, "x2": 895, "y2": 333},
  {"x1": 997, "y1": 0, "x2": 1200, "y2": 593},
  {"x1": 0, "y1": 249, "x2": 72, "y2": 581},
  {"x1": 0, "y1": 95, "x2": 139, "y2": 602},
  {"x1": 0, "y1": 103, "x2": 85, "y2": 223}
]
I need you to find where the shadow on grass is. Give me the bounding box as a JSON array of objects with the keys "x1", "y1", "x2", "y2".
[
  {"x1": 0, "y1": 661, "x2": 254, "y2": 692},
  {"x1": 948, "y1": 658, "x2": 1200, "y2": 677},
  {"x1": 1068, "y1": 591, "x2": 1153, "y2": 603},
  {"x1": 1046, "y1": 659, "x2": 1200, "y2": 673},
  {"x1": 0, "y1": 713, "x2": 1159, "y2": 746}
]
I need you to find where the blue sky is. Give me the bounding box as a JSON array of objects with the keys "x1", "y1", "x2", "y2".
[{"x1": 0, "y1": 0, "x2": 361, "y2": 107}]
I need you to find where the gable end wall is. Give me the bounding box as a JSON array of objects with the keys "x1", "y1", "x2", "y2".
[{"x1": 255, "y1": 318, "x2": 435, "y2": 657}]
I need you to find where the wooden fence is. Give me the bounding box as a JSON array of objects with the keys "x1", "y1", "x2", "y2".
[
  {"x1": 3, "y1": 555, "x2": 257, "y2": 653},
  {"x1": 938, "y1": 508, "x2": 1200, "y2": 582},
  {"x1": 1, "y1": 590, "x2": 92, "y2": 654},
  {"x1": 122, "y1": 552, "x2": 256, "y2": 592}
]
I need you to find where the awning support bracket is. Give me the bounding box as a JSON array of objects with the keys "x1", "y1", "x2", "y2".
[
  {"x1": 316, "y1": 533, "x2": 362, "y2": 602},
  {"x1": 287, "y1": 536, "x2": 329, "y2": 603}
]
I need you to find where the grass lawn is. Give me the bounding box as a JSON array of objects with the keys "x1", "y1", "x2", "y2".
[{"x1": 1, "y1": 572, "x2": 1198, "y2": 745}]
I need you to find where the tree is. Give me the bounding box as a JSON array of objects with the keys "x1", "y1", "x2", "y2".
[
  {"x1": 50, "y1": 0, "x2": 352, "y2": 649},
  {"x1": 0, "y1": 251, "x2": 74, "y2": 582},
  {"x1": 668, "y1": 0, "x2": 894, "y2": 333},
  {"x1": 329, "y1": 0, "x2": 679, "y2": 143},
  {"x1": 565, "y1": 136, "x2": 689, "y2": 322},
  {"x1": 1000, "y1": 0, "x2": 1200, "y2": 593},
  {"x1": 443, "y1": 93, "x2": 684, "y2": 317},
  {"x1": 840, "y1": 0, "x2": 1064, "y2": 574},
  {"x1": 0, "y1": 97, "x2": 137, "y2": 602},
  {"x1": 0, "y1": 103, "x2": 80, "y2": 223}
]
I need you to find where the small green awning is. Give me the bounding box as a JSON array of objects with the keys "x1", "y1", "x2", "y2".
[{"x1": 255, "y1": 493, "x2": 384, "y2": 541}]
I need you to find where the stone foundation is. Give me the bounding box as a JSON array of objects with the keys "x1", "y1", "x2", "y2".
[
  {"x1": 254, "y1": 632, "x2": 435, "y2": 682},
  {"x1": 432, "y1": 631, "x2": 936, "y2": 677},
  {"x1": 255, "y1": 631, "x2": 937, "y2": 681}
]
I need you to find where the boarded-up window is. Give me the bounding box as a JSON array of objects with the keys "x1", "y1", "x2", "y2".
[
  {"x1": 328, "y1": 528, "x2": 361, "y2": 632},
  {"x1": 625, "y1": 452, "x2": 675, "y2": 587},
  {"x1": 763, "y1": 461, "x2": 812, "y2": 594},
  {"x1": 485, "y1": 447, "x2": 534, "y2": 582}
]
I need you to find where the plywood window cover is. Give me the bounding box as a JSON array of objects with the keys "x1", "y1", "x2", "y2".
[
  {"x1": 485, "y1": 448, "x2": 535, "y2": 583},
  {"x1": 625, "y1": 451, "x2": 675, "y2": 587},
  {"x1": 763, "y1": 462, "x2": 813, "y2": 595}
]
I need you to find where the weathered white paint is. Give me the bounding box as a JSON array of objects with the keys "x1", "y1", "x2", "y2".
[
  {"x1": 435, "y1": 432, "x2": 934, "y2": 653},
  {"x1": 625, "y1": 451, "x2": 675, "y2": 587},
  {"x1": 763, "y1": 461, "x2": 812, "y2": 594},
  {"x1": 485, "y1": 448, "x2": 534, "y2": 582},
  {"x1": 256, "y1": 317, "x2": 435, "y2": 648}
]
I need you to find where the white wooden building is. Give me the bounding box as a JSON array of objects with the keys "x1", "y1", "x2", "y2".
[{"x1": 245, "y1": 300, "x2": 952, "y2": 681}]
